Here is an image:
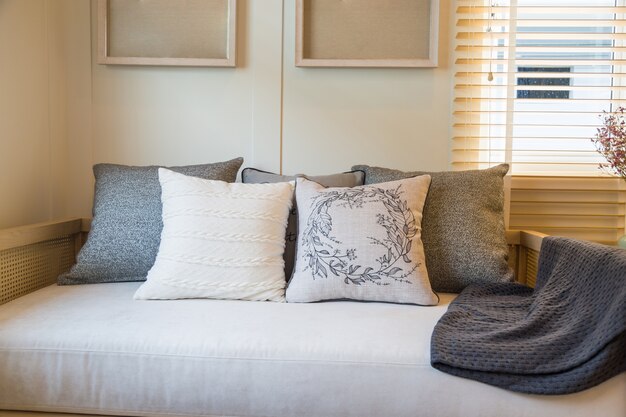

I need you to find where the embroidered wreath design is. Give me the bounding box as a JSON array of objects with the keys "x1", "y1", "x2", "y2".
[{"x1": 302, "y1": 185, "x2": 418, "y2": 285}]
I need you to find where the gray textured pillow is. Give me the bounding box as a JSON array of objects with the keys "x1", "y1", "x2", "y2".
[
  {"x1": 241, "y1": 168, "x2": 365, "y2": 279},
  {"x1": 286, "y1": 176, "x2": 438, "y2": 305},
  {"x1": 58, "y1": 158, "x2": 243, "y2": 284},
  {"x1": 351, "y1": 164, "x2": 513, "y2": 293}
]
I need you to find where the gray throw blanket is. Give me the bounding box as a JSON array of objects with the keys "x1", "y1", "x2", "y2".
[{"x1": 430, "y1": 236, "x2": 626, "y2": 395}]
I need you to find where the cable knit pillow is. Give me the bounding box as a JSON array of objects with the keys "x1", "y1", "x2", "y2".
[
  {"x1": 286, "y1": 176, "x2": 438, "y2": 305},
  {"x1": 134, "y1": 168, "x2": 294, "y2": 302},
  {"x1": 352, "y1": 164, "x2": 513, "y2": 293}
]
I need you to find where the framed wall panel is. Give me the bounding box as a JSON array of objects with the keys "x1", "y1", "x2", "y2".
[
  {"x1": 296, "y1": 0, "x2": 439, "y2": 68},
  {"x1": 97, "y1": 0, "x2": 237, "y2": 67}
]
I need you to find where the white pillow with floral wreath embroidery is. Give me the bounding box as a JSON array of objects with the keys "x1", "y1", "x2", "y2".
[{"x1": 286, "y1": 176, "x2": 438, "y2": 305}]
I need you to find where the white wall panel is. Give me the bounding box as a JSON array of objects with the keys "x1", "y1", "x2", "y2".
[
  {"x1": 90, "y1": 1, "x2": 256, "y2": 168},
  {"x1": 0, "y1": 0, "x2": 456, "y2": 224},
  {"x1": 281, "y1": 0, "x2": 453, "y2": 175}
]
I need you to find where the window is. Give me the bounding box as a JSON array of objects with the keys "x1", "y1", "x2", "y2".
[
  {"x1": 517, "y1": 67, "x2": 570, "y2": 99},
  {"x1": 453, "y1": 0, "x2": 626, "y2": 244},
  {"x1": 453, "y1": 0, "x2": 625, "y2": 175}
]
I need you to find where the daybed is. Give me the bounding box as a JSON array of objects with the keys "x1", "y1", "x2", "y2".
[{"x1": 0, "y1": 218, "x2": 624, "y2": 417}]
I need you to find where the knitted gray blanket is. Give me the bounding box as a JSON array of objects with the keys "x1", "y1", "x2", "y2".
[{"x1": 430, "y1": 237, "x2": 626, "y2": 395}]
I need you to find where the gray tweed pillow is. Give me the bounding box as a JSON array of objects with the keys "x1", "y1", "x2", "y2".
[
  {"x1": 351, "y1": 164, "x2": 513, "y2": 293},
  {"x1": 241, "y1": 168, "x2": 365, "y2": 279},
  {"x1": 58, "y1": 158, "x2": 243, "y2": 284}
]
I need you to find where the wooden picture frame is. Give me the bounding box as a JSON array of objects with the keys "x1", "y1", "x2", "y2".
[
  {"x1": 97, "y1": 0, "x2": 237, "y2": 67},
  {"x1": 296, "y1": 0, "x2": 439, "y2": 68}
]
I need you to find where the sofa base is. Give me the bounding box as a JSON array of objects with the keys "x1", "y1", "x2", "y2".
[{"x1": 1, "y1": 282, "x2": 625, "y2": 417}]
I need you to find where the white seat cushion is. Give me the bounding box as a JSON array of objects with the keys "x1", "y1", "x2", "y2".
[{"x1": 0, "y1": 283, "x2": 624, "y2": 417}]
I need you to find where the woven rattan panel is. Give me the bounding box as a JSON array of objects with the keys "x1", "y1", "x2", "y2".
[
  {"x1": 526, "y1": 248, "x2": 540, "y2": 288},
  {"x1": 0, "y1": 237, "x2": 75, "y2": 305}
]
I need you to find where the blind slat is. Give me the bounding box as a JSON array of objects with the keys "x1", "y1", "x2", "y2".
[
  {"x1": 458, "y1": 19, "x2": 626, "y2": 27},
  {"x1": 456, "y1": 72, "x2": 626, "y2": 79},
  {"x1": 458, "y1": 6, "x2": 626, "y2": 13},
  {"x1": 456, "y1": 46, "x2": 626, "y2": 53},
  {"x1": 455, "y1": 85, "x2": 626, "y2": 92},
  {"x1": 456, "y1": 59, "x2": 626, "y2": 65},
  {"x1": 458, "y1": 32, "x2": 626, "y2": 40},
  {"x1": 454, "y1": 98, "x2": 626, "y2": 104}
]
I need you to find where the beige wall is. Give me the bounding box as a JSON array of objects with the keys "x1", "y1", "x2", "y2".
[
  {"x1": 0, "y1": 0, "x2": 69, "y2": 229},
  {"x1": 1, "y1": 0, "x2": 455, "y2": 226}
]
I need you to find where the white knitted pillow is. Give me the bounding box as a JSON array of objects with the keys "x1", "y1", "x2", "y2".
[{"x1": 134, "y1": 168, "x2": 294, "y2": 302}]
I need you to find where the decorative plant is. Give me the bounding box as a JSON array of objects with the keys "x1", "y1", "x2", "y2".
[{"x1": 592, "y1": 107, "x2": 626, "y2": 181}]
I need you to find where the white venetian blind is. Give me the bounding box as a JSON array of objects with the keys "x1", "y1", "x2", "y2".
[{"x1": 453, "y1": 0, "x2": 626, "y2": 244}]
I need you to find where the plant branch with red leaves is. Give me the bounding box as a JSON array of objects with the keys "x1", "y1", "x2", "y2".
[{"x1": 593, "y1": 107, "x2": 626, "y2": 181}]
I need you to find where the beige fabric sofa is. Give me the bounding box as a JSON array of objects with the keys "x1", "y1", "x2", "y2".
[{"x1": 0, "y1": 219, "x2": 624, "y2": 417}]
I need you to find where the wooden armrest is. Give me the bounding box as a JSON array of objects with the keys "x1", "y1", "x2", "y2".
[
  {"x1": 519, "y1": 230, "x2": 548, "y2": 252},
  {"x1": 505, "y1": 230, "x2": 548, "y2": 250},
  {"x1": 506, "y1": 230, "x2": 548, "y2": 287},
  {"x1": 0, "y1": 218, "x2": 83, "y2": 251},
  {"x1": 81, "y1": 217, "x2": 92, "y2": 232}
]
